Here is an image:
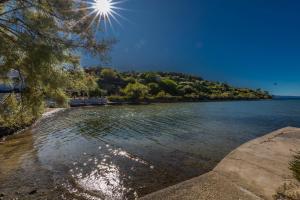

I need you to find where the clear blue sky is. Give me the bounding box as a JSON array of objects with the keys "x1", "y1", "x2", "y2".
[{"x1": 82, "y1": 0, "x2": 300, "y2": 96}]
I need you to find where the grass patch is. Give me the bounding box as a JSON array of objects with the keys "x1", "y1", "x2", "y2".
[
  {"x1": 290, "y1": 152, "x2": 300, "y2": 182},
  {"x1": 273, "y1": 153, "x2": 300, "y2": 200}
]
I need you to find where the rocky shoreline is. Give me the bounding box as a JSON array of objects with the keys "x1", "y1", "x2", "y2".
[{"x1": 141, "y1": 127, "x2": 300, "y2": 200}]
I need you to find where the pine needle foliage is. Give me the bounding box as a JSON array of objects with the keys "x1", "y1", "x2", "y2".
[{"x1": 0, "y1": 0, "x2": 113, "y2": 129}]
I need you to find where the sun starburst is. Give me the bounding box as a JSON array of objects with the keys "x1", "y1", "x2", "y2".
[
  {"x1": 91, "y1": 0, "x2": 113, "y2": 19},
  {"x1": 84, "y1": 0, "x2": 126, "y2": 31}
]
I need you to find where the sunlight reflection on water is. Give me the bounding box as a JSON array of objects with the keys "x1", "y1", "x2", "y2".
[
  {"x1": 62, "y1": 146, "x2": 150, "y2": 199},
  {"x1": 74, "y1": 163, "x2": 126, "y2": 199},
  {"x1": 2, "y1": 101, "x2": 300, "y2": 199}
]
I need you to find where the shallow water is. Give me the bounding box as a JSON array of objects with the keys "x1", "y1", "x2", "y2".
[{"x1": 1, "y1": 100, "x2": 300, "y2": 199}]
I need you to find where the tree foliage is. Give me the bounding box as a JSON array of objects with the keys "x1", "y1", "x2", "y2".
[
  {"x1": 122, "y1": 82, "x2": 149, "y2": 100},
  {"x1": 101, "y1": 68, "x2": 118, "y2": 81},
  {"x1": 85, "y1": 67, "x2": 272, "y2": 102},
  {"x1": 0, "y1": 93, "x2": 35, "y2": 129},
  {"x1": 0, "y1": 0, "x2": 114, "y2": 129},
  {"x1": 148, "y1": 82, "x2": 160, "y2": 95},
  {"x1": 160, "y1": 78, "x2": 178, "y2": 96}
]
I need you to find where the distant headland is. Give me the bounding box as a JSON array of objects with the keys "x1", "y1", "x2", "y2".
[
  {"x1": 0, "y1": 67, "x2": 271, "y2": 137},
  {"x1": 82, "y1": 67, "x2": 271, "y2": 103}
]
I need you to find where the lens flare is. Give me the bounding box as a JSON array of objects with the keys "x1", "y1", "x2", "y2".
[
  {"x1": 92, "y1": 0, "x2": 113, "y2": 19},
  {"x1": 84, "y1": 0, "x2": 126, "y2": 30}
]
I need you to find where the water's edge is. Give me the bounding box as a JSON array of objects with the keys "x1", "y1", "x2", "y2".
[
  {"x1": 1, "y1": 108, "x2": 66, "y2": 140},
  {"x1": 141, "y1": 127, "x2": 300, "y2": 200}
]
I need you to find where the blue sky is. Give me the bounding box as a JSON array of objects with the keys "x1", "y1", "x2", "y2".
[{"x1": 82, "y1": 0, "x2": 300, "y2": 96}]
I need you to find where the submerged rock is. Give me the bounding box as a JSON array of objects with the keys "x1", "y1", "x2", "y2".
[{"x1": 28, "y1": 189, "x2": 37, "y2": 195}]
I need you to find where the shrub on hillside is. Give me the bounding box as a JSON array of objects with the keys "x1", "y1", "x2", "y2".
[{"x1": 122, "y1": 83, "x2": 149, "y2": 100}]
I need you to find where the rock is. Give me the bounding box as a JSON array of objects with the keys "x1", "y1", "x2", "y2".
[
  {"x1": 28, "y1": 189, "x2": 37, "y2": 195},
  {"x1": 0, "y1": 193, "x2": 4, "y2": 197}
]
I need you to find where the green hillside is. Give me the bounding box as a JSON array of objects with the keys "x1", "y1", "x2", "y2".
[{"x1": 84, "y1": 68, "x2": 271, "y2": 102}]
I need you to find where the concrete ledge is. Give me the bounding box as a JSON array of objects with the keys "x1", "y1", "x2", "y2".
[{"x1": 141, "y1": 127, "x2": 300, "y2": 200}]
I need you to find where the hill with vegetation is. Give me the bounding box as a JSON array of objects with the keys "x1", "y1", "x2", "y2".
[
  {"x1": 0, "y1": 66, "x2": 271, "y2": 136},
  {"x1": 83, "y1": 67, "x2": 271, "y2": 103}
]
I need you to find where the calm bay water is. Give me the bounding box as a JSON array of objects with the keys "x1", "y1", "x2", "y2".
[{"x1": 1, "y1": 100, "x2": 300, "y2": 199}]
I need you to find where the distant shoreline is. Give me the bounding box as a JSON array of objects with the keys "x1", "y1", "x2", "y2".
[
  {"x1": 0, "y1": 97, "x2": 282, "y2": 139},
  {"x1": 273, "y1": 95, "x2": 300, "y2": 100},
  {"x1": 68, "y1": 96, "x2": 272, "y2": 107}
]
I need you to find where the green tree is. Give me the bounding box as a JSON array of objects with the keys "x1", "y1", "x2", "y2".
[
  {"x1": 148, "y1": 82, "x2": 160, "y2": 95},
  {"x1": 122, "y1": 83, "x2": 149, "y2": 100},
  {"x1": 0, "y1": 93, "x2": 35, "y2": 129},
  {"x1": 0, "y1": 0, "x2": 113, "y2": 128},
  {"x1": 156, "y1": 91, "x2": 170, "y2": 98},
  {"x1": 101, "y1": 68, "x2": 118, "y2": 81},
  {"x1": 179, "y1": 85, "x2": 197, "y2": 95},
  {"x1": 160, "y1": 78, "x2": 178, "y2": 95},
  {"x1": 68, "y1": 69, "x2": 98, "y2": 97},
  {"x1": 142, "y1": 72, "x2": 160, "y2": 83}
]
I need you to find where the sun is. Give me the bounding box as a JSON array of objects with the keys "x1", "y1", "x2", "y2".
[
  {"x1": 92, "y1": 0, "x2": 113, "y2": 19},
  {"x1": 74, "y1": 0, "x2": 126, "y2": 31},
  {"x1": 84, "y1": 0, "x2": 125, "y2": 30}
]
